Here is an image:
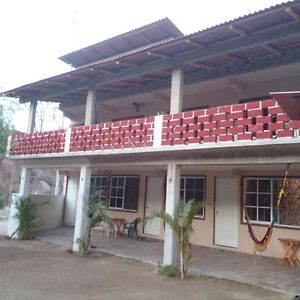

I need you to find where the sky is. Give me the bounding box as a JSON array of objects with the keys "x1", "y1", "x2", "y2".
[{"x1": 0, "y1": 0, "x2": 286, "y2": 130}]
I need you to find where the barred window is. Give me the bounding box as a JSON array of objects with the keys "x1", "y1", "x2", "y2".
[
  {"x1": 180, "y1": 176, "x2": 205, "y2": 217},
  {"x1": 109, "y1": 176, "x2": 139, "y2": 211},
  {"x1": 243, "y1": 177, "x2": 300, "y2": 227},
  {"x1": 89, "y1": 176, "x2": 108, "y2": 203}
]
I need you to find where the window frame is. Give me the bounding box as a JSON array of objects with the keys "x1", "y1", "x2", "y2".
[
  {"x1": 180, "y1": 175, "x2": 206, "y2": 219},
  {"x1": 89, "y1": 175, "x2": 109, "y2": 203},
  {"x1": 108, "y1": 175, "x2": 140, "y2": 212},
  {"x1": 242, "y1": 176, "x2": 300, "y2": 229}
]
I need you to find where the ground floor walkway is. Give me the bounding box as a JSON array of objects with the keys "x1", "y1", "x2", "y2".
[{"x1": 36, "y1": 226, "x2": 300, "y2": 296}]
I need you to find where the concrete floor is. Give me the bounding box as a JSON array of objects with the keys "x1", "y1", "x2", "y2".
[{"x1": 37, "y1": 227, "x2": 300, "y2": 296}]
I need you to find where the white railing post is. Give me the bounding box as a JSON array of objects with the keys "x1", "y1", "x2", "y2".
[
  {"x1": 64, "y1": 128, "x2": 71, "y2": 153},
  {"x1": 153, "y1": 115, "x2": 163, "y2": 147}
]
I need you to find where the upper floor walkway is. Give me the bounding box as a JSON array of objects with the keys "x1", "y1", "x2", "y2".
[{"x1": 8, "y1": 98, "x2": 300, "y2": 159}]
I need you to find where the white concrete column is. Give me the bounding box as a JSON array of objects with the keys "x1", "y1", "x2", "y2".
[
  {"x1": 153, "y1": 115, "x2": 163, "y2": 147},
  {"x1": 85, "y1": 89, "x2": 96, "y2": 126},
  {"x1": 72, "y1": 165, "x2": 91, "y2": 252},
  {"x1": 54, "y1": 170, "x2": 61, "y2": 195},
  {"x1": 27, "y1": 100, "x2": 37, "y2": 133},
  {"x1": 170, "y1": 69, "x2": 183, "y2": 114},
  {"x1": 7, "y1": 167, "x2": 32, "y2": 238},
  {"x1": 163, "y1": 162, "x2": 181, "y2": 266}
]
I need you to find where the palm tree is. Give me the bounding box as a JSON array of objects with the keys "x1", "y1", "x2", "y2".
[
  {"x1": 79, "y1": 201, "x2": 110, "y2": 255},
  {"x1": 145, "y1": 199, "x2": 202, "y2": 279},
  {"x1": 12, "y1": 197, "x2": 49, "y2": 240}
]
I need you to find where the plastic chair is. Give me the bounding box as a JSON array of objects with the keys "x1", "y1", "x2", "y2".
[{"x1": 123, "y1": 218, "x2": 141, "y2": 238}]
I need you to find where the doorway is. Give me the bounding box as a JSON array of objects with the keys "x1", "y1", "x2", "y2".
[
  {"x1": 215, "y1": 177, "x2": 239, "y2": 247},
  {"x1": 144, "y1": 176, "x2": 164, "y2": 236}
]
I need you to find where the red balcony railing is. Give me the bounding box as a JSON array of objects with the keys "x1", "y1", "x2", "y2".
[
  {"x1": 69, "y1": 116, "x2": 154, "y2": 152},
  {"x1": 161, "y1": 99, "x2": 300, "y2": 146},
  {"x1": 8, "y1": 99, "x2": 300, "y2": 157}
]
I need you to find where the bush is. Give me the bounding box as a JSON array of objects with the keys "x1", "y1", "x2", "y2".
[
  {"x1": 158, "y1": 264, "x2": 180, "y2": 278},
  {"x1": 13, "y1": 197, "x2": 49, "y2": 240}
]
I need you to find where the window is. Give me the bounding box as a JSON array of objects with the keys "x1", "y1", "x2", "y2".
[
  {"x1": 243, "y1": 177, "x2": 300, "y2": 227},
  {"x1": 180, "y1": 176, "x2": 205, "y2": 217},
  {"x1": 89, "y1": 176, "x2": 108, "y2": 203},
  {"x1": 109, "y1": 176, "x2": 139, "y2": 211}
]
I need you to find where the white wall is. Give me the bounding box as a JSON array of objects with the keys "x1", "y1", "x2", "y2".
[
  {"x1": 64, "y1": 176, "x2": 79, "y2": 225},
  {"x1": 29, "y1": 195, "x2": 64, "y2": 231}
]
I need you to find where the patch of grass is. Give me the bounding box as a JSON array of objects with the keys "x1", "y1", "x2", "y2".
[{"x1": 158, "y1": 264, "x2": 180, "y2": 278}]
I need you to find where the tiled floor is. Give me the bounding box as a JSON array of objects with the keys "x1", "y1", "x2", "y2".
[{"x1": 37, "y1": 227, "x2": 300, "y2": 296}]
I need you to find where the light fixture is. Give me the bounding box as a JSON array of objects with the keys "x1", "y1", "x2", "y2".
[{"x1": 132, "y1": 102, "x2": 145, "y2": 112}]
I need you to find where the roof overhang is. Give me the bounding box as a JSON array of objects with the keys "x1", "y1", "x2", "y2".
[
  {"x1": 270, "y1": 91, "x2": 300, "y2": 120},
  {"x1": 3, "y1": 1, "x2": 300, "y2": 104}
]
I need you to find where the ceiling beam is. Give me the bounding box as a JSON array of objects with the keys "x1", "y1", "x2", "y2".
[
  {"x1": 224, "y1": 53, "x2": 247, "y2": 63},
  {"x1": 19, "y1": 22, "x2": 300, "y2": 102},
  {"x1": 184, "y1": 39, "x2": 206, "y2": 48},
  {"x1": 284, "y1": 7, "x2": 300, "y2": 22},
  {"x1": 57, "y1": 47, "x2": 300, "y2": 107},
  {"x1": 189, "y1": 62, "x2": 215, "y2": 70},
  {"x1": 147, "y1": 51, "x2": 168, "y2": 59},
  {"x1": 228, "y1": 24, "x2": 247, "y2": 37},
  {"x1": 261, "y1": 44, "x2": 282, "y2": 56},
  {"x1": 100, "y1": 103, "x2": 117, "y2": 113}
]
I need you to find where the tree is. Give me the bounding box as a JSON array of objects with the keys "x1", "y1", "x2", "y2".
[
  {"x1": 77, "y1": 201, "x2": 110, "y2": 255},
  {"x1": 11, "y1": 197, "x2": 49, "y2": 240},
  {"x1": 145, "y1": 199, "x2": 202, "y2": 279},
  {"x1": 0, "y1": 104, "x2": 11, "y2": 157}
]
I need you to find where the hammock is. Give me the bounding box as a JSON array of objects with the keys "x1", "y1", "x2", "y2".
[{"x1": 244, "y1": 165, "x2": 289, "y2": 253}]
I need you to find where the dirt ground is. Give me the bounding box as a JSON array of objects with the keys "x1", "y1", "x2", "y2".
[{"x1": 0, "y1": 239, "x2": 293, "y2": 300}]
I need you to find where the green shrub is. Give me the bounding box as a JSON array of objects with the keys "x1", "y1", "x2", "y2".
[
  {"x1": 158, "y1": 264, "x2": 180, "y2": 278},
  {"x1": 13, "y1": 197, "x2": 49, "y2": 240}
]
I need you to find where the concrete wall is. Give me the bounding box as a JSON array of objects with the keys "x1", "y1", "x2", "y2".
[{"x1": 29, "y1": 195, "x2": 64, "y2": 231}]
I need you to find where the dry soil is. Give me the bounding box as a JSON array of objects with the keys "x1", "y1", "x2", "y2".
[{"x1": 0, "y1": 239, "x2": 293, "y2": 300}]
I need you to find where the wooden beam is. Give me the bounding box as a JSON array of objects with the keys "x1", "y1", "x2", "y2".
[
  {"x1": 147, "y1": 51, "x2": 168, "y2": 59},
  {"x1": 261, "y1": 44, "x2": 282, "y2": 56},
  {"x1": 19, "y1": 22, "x2": 300, "y2": 102},
  {"x1": 228, "y1": 24, "x2": 247, "y2": 37},
  {"x1": 189, "y1": 61, "x2": 215, "y2": 70},
  {"x1": 285, "y1": 7, "x2": 300, "y2": 22},
  {"x1": 224, "y1": 53, "x2": 246, "y2": 63},
  {"x1": 115, "y1": 60, "x2": 138, "y2": 68},
  {"x1": 184, "y1": 39, "x2": 206, "y2": 48}
]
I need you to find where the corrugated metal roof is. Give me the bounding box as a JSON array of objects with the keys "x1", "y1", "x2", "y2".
[
  {"x1": 3, "y1": 0, "x2": 300, "y2": 102},
  {"x1": 59, "y1": 18, "x2": 183, "y2": 68}
]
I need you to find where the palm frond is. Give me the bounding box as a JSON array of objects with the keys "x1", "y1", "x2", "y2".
[{"x1": 145, "y1": 210, "x2": 177, "y2": 233}]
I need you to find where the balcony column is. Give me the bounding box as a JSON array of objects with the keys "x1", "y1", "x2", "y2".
[
  {"x1": 85, "y1": 89, "x2": 96, "y2": 126},
  {"x1": 170, "y1": 69, "x2": 183, "y2": 114},
  {"x1": 54, "y1": 170, "x2": 61, "y2": 195},
  {"x1": 163, "y1": 162, "x2": 181, "y2": 266},
  {"x1": 73, "y1": 165, "x2": 91, "y2": 252},
  {"x1": 27, "y1": 100, "x2": 37, "y2": 133},
  {"x1": 7, "y1": 167, "x2": 32, "y2": 238}
]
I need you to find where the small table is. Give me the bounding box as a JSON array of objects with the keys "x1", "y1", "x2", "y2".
[
  {"x1": 278, "y1": 238, "x2": 300, "y2": 267},
  {"x1": 111, "y1": 218, "x2": 125, "y2": 238}
]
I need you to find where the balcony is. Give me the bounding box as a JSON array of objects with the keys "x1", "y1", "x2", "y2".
[{"x1": 8, "y1": 99, "x2": 300, "y2": 158}]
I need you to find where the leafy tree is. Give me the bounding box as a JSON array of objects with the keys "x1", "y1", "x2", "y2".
[
  {"x1": 0, "y1": 104, "x2": 11, "y2": 157},
  {"x1": 145, "y1": 199, "x2": 202, "y2": 280}
]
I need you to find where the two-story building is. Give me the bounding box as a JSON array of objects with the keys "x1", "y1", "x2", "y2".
[{"x1": 4, "y1": 0, "x2": 300, "y2": 265}]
